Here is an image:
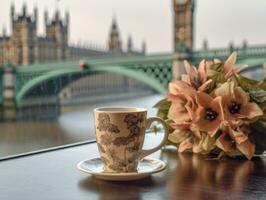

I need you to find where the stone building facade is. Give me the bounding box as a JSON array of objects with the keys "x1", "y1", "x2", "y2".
[
  {"x1": 0, "y1": 4, "x2": 70, "y2": 65},
  {"x1": 0, "y1": 4, "x2": 146, "y2": 66}
]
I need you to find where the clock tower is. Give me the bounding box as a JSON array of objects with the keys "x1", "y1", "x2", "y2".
[
  {"x1": 172, "y1": 0, "x2": 195, "y2": 80},
  {"x1": 173, "y1": 0, "x2": 195, "y2": 54}
]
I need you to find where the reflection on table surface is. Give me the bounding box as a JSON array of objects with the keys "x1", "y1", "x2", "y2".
[
  {"x1": 79, "y1": 147, "x2": 266, "y2": 200},
  {"x1": 164, "y1": 150, "x2": 265, "y2": 200}
]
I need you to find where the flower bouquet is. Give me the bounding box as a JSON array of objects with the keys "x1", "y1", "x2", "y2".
[{"x1": 155, "y1": 52, "x2": 266, "y2": 159}]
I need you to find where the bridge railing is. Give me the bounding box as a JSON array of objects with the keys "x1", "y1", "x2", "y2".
[{"x1": 193, "y1": 45, "x2": 266, "y2": 60}]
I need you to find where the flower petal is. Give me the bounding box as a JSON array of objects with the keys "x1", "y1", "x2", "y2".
[
  {"x1": 168, "y1": 129, "x2": 189, "y2": 144},
  {"x1": 235, "y1": 87, "x2": 249, "y2": 106},
  {"x1": 184, "y1": 60, "x2": 197, "y2": 83},
  {"x1": 168, "y1": 98, "x2": 190, "y2": 123},
  {"x1": 181, "y1": 74, "x2": 190, "y2": 84},
  {"x1": 216, "y1": 133, "x2": 236, "y2": 152},
  {"x1": 214, "y1": 59, "x2": 221, "y2": 64},
  {"x1": 185, "y1": 102, "x2": 195, "y2": 121},
  {"x1": 198, "y1": 79, "x2": 212, "y2": 92},
  {"x1": 214, "y1": 81, "x2": 234, "y2": 101},
  {"x1": 236, "y1": 139, "x2": 255, "y2": 160},
  {"x1": 224, "y1": 52, "x2": 237, "y2": 71},
  {"x1": 194, "y1": 113, "x2": 221, "y2": 136},
  {"x1": 201, "y1": 134, "x2": 216, "y2": 151},
  {"x1": 229, "y1": 127, "x2": 248, "y2": 144},
  {"x1": 184, "y1": 60, "x2": 192, "y2": 74},
  {"x1": 170, "y1": 123, "x2": 190, "y2": 130},
  {"x1": 169, "y1": 80, "x2": 195, "y2": 95},
  {"x1": 196, "y1": 92, "x2": 213, "y2": 108},
  {"x1": 190, "y1": 124, "x2": 201, "y2": 138},
  {"x1": 192, "y1": 139, "x2": 203, "y2": 153},
  {"x1": 194, "y1": 95, "x2": 223, "y2": 136},
  {"x1": 168, "y1": 82, "x2": 180, "y2": 95},
  {"x1": 198, "y1": 59, "x2": 207, "y2": 81},
  {"x1": 211, "y1": 96, "x2": 224, "y2": 121},
  {"x1": 178, "y1": 138, "x2": 193, "y2": 152},
  {"x1": 241, "y1": 102, "x2": 263, "y2": 119}
]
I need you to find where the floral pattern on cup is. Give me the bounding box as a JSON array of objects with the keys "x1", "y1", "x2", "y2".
[
  {"x1": 96, "y1": 113, "x2": 145, "y2": 172},
  {"x1": 97, "y1": 113, "x2": 120, "y2": 133}
]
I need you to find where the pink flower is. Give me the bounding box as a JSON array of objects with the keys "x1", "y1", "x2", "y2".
[
  {"x1": 205, "y1": 52, "x2": 240, "y2": 79},
  {"x1": 169, "y1": 123, "x2": 216, "y2": 153},
  {"x1": 223, "y1": 52, "x2": 240, "y2": 78},
  {"x1": 164, "y1": 52, "x2": 263, "y2": 160},
  {"x1": 194, "y1": 92, "x2": 224, "y2": 136},
  {"x1": 216, "y1": 124, "x2": 255, "y2": 160},
  {"x1": 168, "y1": 124, "x2": 201, "y2": 153},
  {"x1": 182, "y1": 60, "x2": 212, "y2": 91},
  {"x1": 214, "y1": 81, "x2": 263, "y2": 121},
  {"x1": 167, "y1": 81, "x2": 197, "y2": 124},
  {"x1": 168, "y1": 126, "x2": 193, "y2": 153}
]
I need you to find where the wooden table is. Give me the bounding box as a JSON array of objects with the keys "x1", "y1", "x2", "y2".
[{"x1": 0, "y1": 135, "x2": 266, "y2": 200}]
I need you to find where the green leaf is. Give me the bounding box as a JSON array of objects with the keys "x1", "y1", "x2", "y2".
[
  {"x1": 250, "y1": 90, "x2": 266, "y2": 112},
  {"x1": 165, "y1": 138, "x2": 178, "y2": 146},
  {"x1": 206, "y1": 73, "x2": 227, "y2": 93},
  {"x1": 250, "y1": 121, "x2": 266, "y2": 154},
  {"x1": 153, "y1": 98, "x2": 171, "y2": 110},
  {"x1": 250, "y1": 90, "x2": 266, "y2": 103},
  {"x1": 236, "y1": 74, "x2": 266, "y2": 92},
  {"x1": 165, "y1": 119, "x2": 175, "y2": 133},
  {"x1": 209, "y1": 62, "x2": 224, "y2": 73},
  {"x1": 157, "y1": 109, "x2": 169, "y2": 120},
  {"x1": 206, "y1": 62, "x2": 228, "y2": 93},
  {"x1": 257, "y1": 78, "x2": 266, "y2": 90},
  {"x1": 249, "y1": 90, "x2": 266, "y2": 112},
  {"x1": 236, "y1": 74, "x2": 266, "y2": 112},
  {"x1": 236, "y1": 74, "x2": 260, "y2": 91},
  {"x1": 201, "y1": 133, "x2": 217, "y2": 152},
  {"x1": 154, "y1": 98, "x2": 171, "y2": 120}
]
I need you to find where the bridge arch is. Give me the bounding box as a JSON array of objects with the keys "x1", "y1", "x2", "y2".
[
  {"x1": 238, "y1": 58, "x2": 266, "y2": 80},
  {"x1": 238, "y1": 58, "x2": 266, "y2": 73},
  {"x1": 15, "y1": 65, "x2": 167, "y2": 104}
]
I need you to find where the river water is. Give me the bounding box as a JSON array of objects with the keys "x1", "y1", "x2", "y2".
[{"x1": 0, "y1": 94, "x2": 163, "y2": 158}]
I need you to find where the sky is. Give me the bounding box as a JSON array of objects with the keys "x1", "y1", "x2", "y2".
[{"x1": 1, "y1": 0, "x2": 266, "y2": 53}]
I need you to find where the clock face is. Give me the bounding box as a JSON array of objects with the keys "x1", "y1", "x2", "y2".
[{"x1": 175, "y1": 0, "x2": 188, "y2": 5}]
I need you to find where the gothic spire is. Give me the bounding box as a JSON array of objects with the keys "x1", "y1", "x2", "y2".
[
  {"x1": 111, "y1": 16, "x2": 118, "y2": 30},
  {"x1": 34, "y1": 6, "x2": 38, "y2": 24},
  {"x1": 127, "y1": 35, "x2": 132, "y2": 52},
  {"x1": 2, "y1": 26, "x2": 6, "y2": 37},
  {"x1": 44, "y1": 10, "x2": 48, "y2": 25},
  {"x1": 142, "y1": 40, "x2": 146, "y2": 54},
  {"x1": 108, "y1": 16, "x2": 122, "y2": 53},
  {"x1": 11, "y1": 3, "x2": 15, "y2": 22},
  {"x1": 22, "y1": 3, "x2": 27, "y2": 16},
  {"x1": 202, "y1": 38, "x2": 208, "y2": 50},
  {"x1": 242, "y1": 39, "x2": 248, "y2": 49},
  {"x1": 55, "y1": 9, "x2": 60, "y2": 21},
  {"x1": 65, "y1": 11, "x2": 69, "y2": 27}
]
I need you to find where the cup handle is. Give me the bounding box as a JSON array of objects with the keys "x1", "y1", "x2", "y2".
[{"x1": 139, "y1": 117, "x2": 169, "y2": 160}]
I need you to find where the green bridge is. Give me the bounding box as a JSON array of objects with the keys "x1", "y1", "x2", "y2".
[{"x1": 0, "y1": 45, "x2": 266, "y2": 120}]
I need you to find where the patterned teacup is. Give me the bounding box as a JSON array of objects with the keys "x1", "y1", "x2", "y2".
[{"x1": 94, "y1": 107, "x2": 169, "y2": 173}]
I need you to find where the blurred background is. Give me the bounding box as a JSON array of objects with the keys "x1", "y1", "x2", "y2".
[{"x1": 0, "y1": 0, "x2": 265, "y2": 158}]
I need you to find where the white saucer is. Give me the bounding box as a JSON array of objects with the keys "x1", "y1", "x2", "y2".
[{"x1": 77, "y1": 157, "x2": 166, "y2": 181}]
